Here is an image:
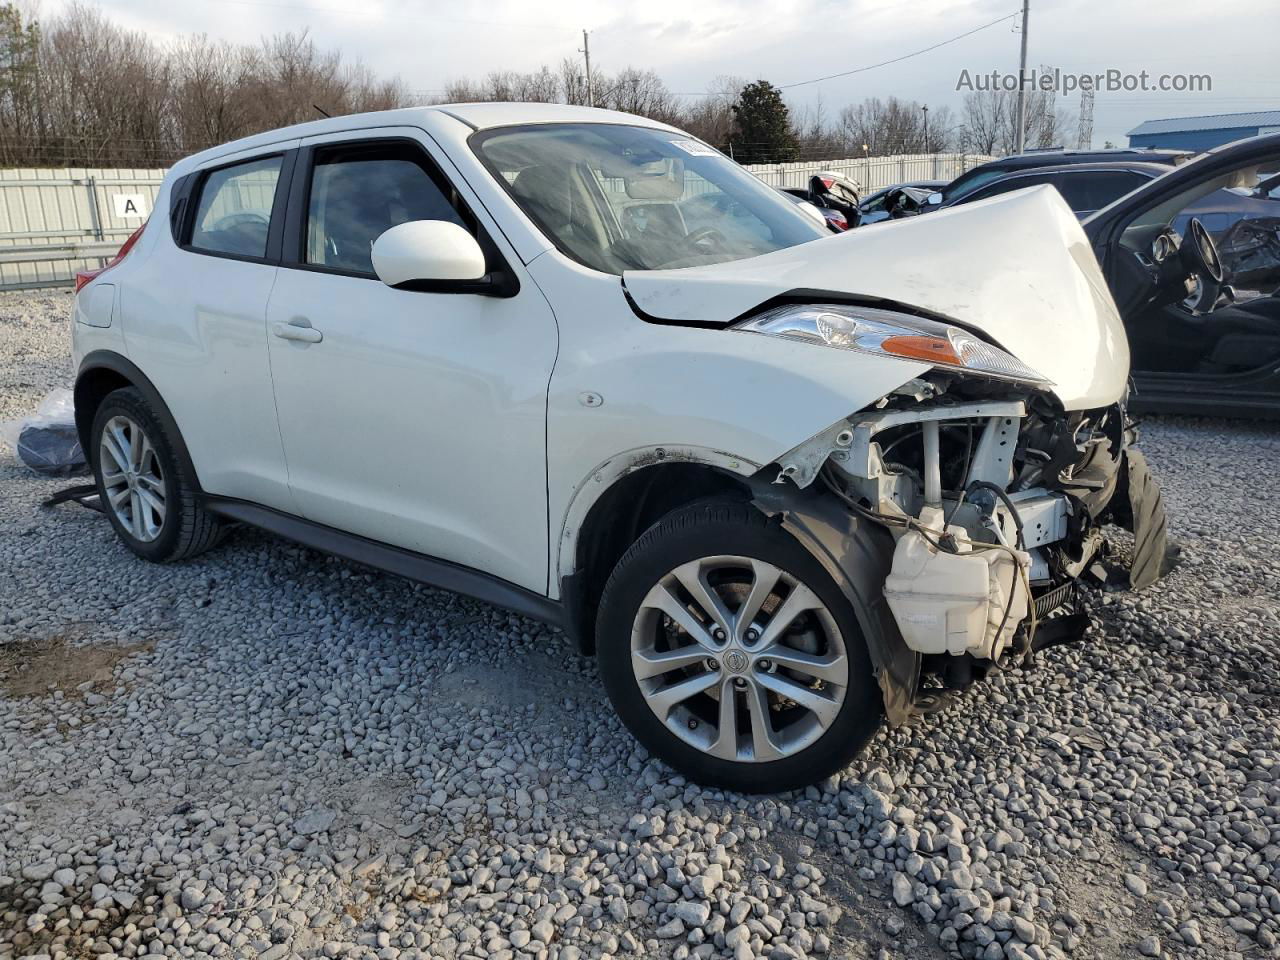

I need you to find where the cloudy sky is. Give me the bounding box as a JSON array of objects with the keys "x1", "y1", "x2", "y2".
[{"x1": 70, "y1": 0, "x2": 1280, "y2": 148}]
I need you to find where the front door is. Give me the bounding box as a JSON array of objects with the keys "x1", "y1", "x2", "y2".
[
  {"x1": 1114, "y1": 158, "x2": 1280, "y2": 415},
  {"x1": 265, "y1": 130, "x2": 558, "y2": 593}
]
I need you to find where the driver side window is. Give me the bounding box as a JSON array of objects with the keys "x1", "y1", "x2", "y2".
[
  {"x1": 305, "y1": 142, "x2": 468, "y2": 276},
  {"x1": 189, "y1": 156, "x2": 282, "y2": 259}
]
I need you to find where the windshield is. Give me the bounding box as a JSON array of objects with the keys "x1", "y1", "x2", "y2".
[
  {"x1": 941, "y1": 166, "x2": 1010, "y2": 203},
  {"x1": 472, "y1": 123, "x2": 826, "y2": 274},
  {"x1": 1124, "y1": 161, "x2": 1280, "y2": 234}
]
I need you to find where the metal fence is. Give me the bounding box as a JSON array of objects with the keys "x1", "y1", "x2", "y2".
[
  {"x1": 0, "y1": 152, "x2": 990, "y2": 291},
  {"x1": 742, "y1": 153, "x2": 990, "y2": 192}
]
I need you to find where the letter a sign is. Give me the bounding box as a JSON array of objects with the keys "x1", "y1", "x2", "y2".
[{"x1": 112, "y1": 194, "x2": 148, "y2": 219}]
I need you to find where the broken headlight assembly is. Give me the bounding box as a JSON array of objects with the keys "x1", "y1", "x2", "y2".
[{"x1": 735, "y1": 304, "x2": 1052, "y2": 389}]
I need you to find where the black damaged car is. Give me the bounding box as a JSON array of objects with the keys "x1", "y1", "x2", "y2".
[{"x1": 1083, "y1": 133, "x2": 1280, "y2": 418}]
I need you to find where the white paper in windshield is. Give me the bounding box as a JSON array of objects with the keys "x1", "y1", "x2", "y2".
[{"x1": 669, "y1": 139, "x2": 720, "y2": 157}]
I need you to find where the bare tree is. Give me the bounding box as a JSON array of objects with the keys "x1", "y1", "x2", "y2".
[
  {"x1": 598, "y1": 68, "x2": 679, "y2": 124},
  {"x1": 677, "y1": 76, "x2": 740, "y2": 150},
  {"x1": 0, "y1": 5, "x2": 420, "y2": 168},
  {"x1": 0, "y1": 0, "x2": 1007, "y2": 170},
  {"x1": 837, "y1": 96, "x2": 937, "y2": 156},
  {"x1": 443, "y1": 65, "x2": 563, "y2": 105},
  {"x1": 170, "y1": 34, "x2": 253, "y2": 153},
  {"x1": 558, "y1": 57, "x2": 590, "y2": 106},
  {"x1": 957, "y1": 90, "x2": 1004, "y2": 154},
  {"x1": 790, "y1": 94, "x2": 845, "y2": 161},
  {"x1": 0, "y1": 1, "x2": 42, "y2": 165},
  {"x1": 958, "y1": 67, "x2": 1073, "y2": 155}
]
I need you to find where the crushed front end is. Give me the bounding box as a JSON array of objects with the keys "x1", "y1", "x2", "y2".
[{"x1": 743, "y1": 305, "x2": 1171, "y2": 719}]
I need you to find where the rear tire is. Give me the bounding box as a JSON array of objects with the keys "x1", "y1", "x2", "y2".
[
  {"x1": 91, "y1": 387, "x2": 223, "y2": 563},
  {"x1": 596, "y1": 500, "x2": 882, "y2": 793}
]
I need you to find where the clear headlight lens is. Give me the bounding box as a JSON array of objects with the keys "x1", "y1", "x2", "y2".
[{"x1": 735, "y1": 303, "x2": 1052, "y2": 387}]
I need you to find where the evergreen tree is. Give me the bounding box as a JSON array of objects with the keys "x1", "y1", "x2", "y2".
[{"x1": 728, "y1": 81, "x2": 798, "y2": 163}]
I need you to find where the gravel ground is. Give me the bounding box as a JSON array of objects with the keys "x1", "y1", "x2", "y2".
[{"x1": 1, "y1": 288, "x2": 1278, "y2": 960}]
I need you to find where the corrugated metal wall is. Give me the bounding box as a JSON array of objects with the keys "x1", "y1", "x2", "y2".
[
  {"x1": 0, "y1": 167, "x2": 165, "y2": 290},
  {"x1": 0, "y1": 153, "x2": 990, "y2": 291}
]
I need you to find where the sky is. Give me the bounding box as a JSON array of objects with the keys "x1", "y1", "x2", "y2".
[{"x1": 62, "y1": 0, "x2": 1280, "y2": 149}]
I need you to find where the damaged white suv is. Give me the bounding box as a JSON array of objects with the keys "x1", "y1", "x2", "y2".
[{"x1": 71, "y1": 104, "x2": 1168, "y2": 792}]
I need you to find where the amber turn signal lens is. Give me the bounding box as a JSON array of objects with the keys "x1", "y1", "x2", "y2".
[{"x1": 879, "y1": 335, "x2": 961, "y2": 365}]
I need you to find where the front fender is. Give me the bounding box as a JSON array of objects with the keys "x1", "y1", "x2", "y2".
[{"x1": 555, "y1": 444, "x2": 760, "y2": 584}]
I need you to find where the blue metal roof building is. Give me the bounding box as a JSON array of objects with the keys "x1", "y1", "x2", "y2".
[{"x1": 1128, "y1": 110, "x2": 1280, "y2": 151}]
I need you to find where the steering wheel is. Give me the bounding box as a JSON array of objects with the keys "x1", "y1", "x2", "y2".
[
  {"x1": 685, "y1": 227, "x2": 727, "y2": 249},
  {"x1": 210, "y1": 212, "x2": 269, "y2": 232},
  {"x1": 1179, "y1": 217, "x2": 1226, "y2": 315}
]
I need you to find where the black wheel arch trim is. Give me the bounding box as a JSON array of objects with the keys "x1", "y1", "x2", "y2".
[
  {"x1": 746, "y1": 475, "x2": 918, "y2": 726},
  {"x1": 75, "y1": 350, "x2": 202, "y2": 490}
]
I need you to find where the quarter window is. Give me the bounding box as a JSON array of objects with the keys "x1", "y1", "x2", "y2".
[
  {"x1": 305, "y1": 143, "x2": 467, "y2": 276},
  {"x1": 189, "y1": 156, "x2": 282, "y2": 258}
]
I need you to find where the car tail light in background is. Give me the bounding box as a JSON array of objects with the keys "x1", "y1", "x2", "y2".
[
  {"x1": 825, "y1": 210, "x2": 849, "y2": 232},
  {"x1": 74, "y1": 220, "x2": 147, "y2": 293}
]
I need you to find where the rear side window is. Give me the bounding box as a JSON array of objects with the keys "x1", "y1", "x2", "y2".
[
  {"x1": 965, "y1": 172, "x2": 1060, "y2": 204},
  {"x1": 1055, "y1": 171, "x2": 1149, "y2": 213},
  {"x1": 189, "y1": 156, "x2": 282, "y2": 258},
  {"x1": 305, "y1": 143, "x2": 467, "y2": 275}
]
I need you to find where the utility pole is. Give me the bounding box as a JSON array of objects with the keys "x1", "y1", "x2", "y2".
[
  {"x1": 580, "y1": 30, "x2": 594, "y2": 108},
  {"x1": 921, "y1": 105, "x2": 930, "y2": 153},
  {"x1": 1014, "y1": 0, "x2": 1030, "y2": 153}
]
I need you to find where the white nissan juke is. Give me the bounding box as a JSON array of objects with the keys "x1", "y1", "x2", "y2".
[{"x1": 71, "y1": 103, "x2": 1169, "y2": 792}]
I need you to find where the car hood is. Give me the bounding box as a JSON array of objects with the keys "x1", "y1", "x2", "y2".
[{"x1": 623, "y1": 186, "x2": 1129, "y2": 410}]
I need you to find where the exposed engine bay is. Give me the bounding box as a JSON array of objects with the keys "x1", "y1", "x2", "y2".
[{"x1": 767, "y1": 371, "x2": 1170, "y2": 714}]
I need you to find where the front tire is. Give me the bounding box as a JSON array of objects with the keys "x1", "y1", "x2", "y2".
[
  {"x1": 596, "y1": 500, "x2": 882, "y2": 793},
  {"x1": 91, "y1": 387, "x2": 223, "y2": 563}
]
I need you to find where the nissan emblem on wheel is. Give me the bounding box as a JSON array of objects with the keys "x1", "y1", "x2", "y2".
[{"x1": 71, "y1": 103, "x2": 1176, "y2": 793}]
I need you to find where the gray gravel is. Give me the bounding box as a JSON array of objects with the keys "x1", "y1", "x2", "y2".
[{"x1": 1, "y1": 288, "x2": 1278, "y2": 960}]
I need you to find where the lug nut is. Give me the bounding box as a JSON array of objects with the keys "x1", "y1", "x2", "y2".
[
  {"x1": 733, "y1": 677, "x2": 748, "y2": 689},
  {"x1": 745, "y1": 629, "x2": 759, "y2": 644},
  {"x1": 705, "y1": 658, "x2": 720, "y2": 672},
  {"x1": 758, "y1": 659, "x2": 773, "y2": 671},
  {"x1": 712, "y1": 628, "x2": 726, "y2": 642}
]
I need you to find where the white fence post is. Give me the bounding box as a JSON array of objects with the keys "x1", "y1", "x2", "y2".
[{"x1": 86, "y1": 177, "x2": 104, "y2": 242}]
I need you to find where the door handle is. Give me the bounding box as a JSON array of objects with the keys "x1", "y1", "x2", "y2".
[{"x1": 273, "y1": 319, "x2": 323, "y2": 344}]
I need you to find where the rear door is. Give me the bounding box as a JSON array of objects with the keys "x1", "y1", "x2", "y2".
[
  {"x1": 124, "y1": 144, "x2": 299, "y2": 512},
  {"x1": 264, "y1": 127, "x2": 559, "y2": 593}
]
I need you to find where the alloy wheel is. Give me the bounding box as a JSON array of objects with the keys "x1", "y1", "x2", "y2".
[
  {"x1": 630, "y1": 555, "x2": 849, "y2": 763},
  {"x1": 99, "y1": 415, "x2": 167, "y2": 542}
]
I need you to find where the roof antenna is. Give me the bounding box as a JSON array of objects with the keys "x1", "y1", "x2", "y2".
[{"x1": 313, "y1": 104, "x2": 331, "y2": 118}]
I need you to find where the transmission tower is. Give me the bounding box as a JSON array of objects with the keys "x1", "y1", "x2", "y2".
[{"x1": 1076, "y1": 88, "x2": 1095, "y2": 149}]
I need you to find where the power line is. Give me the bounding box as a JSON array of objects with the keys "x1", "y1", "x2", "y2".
[{"x1": 778, "y1": 11, "x2": 1021, "y2": 90}]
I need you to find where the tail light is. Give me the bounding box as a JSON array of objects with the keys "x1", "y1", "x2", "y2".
[
  {"x1": 826, "y1": 211, "x2": 849, "y2": 231},
  {"x1": 75, "y1": 220, "x2": 147, "y2": 293}
]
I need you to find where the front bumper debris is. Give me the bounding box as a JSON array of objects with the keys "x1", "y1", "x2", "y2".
[
  {"x1": 764, "y1": 387, "x2": 1171, "y2": 720},
  {"x1": 1112, "y1": 447, "x2": 1172, "y2": 590}
]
